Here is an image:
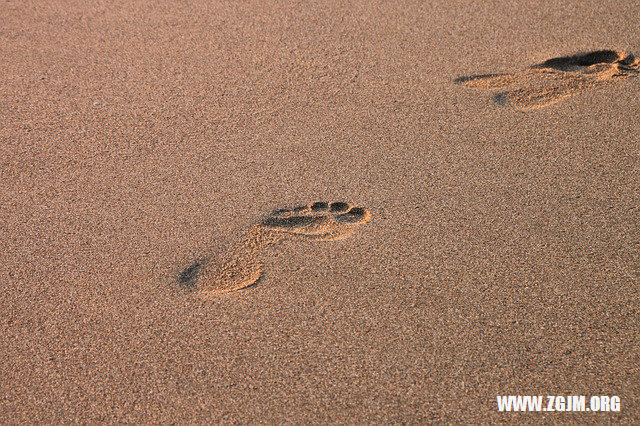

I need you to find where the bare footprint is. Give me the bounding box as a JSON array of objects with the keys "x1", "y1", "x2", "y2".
[
  {"x1": 179, "y1": 201, "x2": 371, "y2": 297},
  {"x1": 261, "y1": 201, "x2": 372, "y2": 240},
  {"x1": 456, "y1": 49, "x2": 639, "y2": 110}
]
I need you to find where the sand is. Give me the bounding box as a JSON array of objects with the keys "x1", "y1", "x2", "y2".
[{"x1": 1, "y1": 0, "x2": 639, "y2": 423}]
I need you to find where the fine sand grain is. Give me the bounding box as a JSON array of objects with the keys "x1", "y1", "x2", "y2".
[
  {"x1": 1, "y1": 0, "x2": 639, "y2": 423},
  {"x1": 456, "y1": 50, "x2": 639, "y2": 110},
  {"x1": 185, "y1": 201, "x2": 372, "y2": 296}
]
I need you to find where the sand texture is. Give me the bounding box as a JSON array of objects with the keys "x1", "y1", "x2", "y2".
[
  {"x1": 456, "y1": 50, "x2": 639, "y2": 110},
  {"x1": 1, "y1": 0, "x2": 639, "y2": 423},
  {"x1": 186, "y1": 202, "x2": 372, "y2": 296}
]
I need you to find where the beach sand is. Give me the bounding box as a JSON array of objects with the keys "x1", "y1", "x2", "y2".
[{"x1": 1, "y1": 0, "x2": 639, "y2": 422}]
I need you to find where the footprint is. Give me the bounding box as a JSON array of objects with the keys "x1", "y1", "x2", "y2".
[
  {"x1": 179, "y1": 201, "x2": 371, "y2": 297},
  {"x1": 261, "y1": 201, "x2": 372, "y2": 240},
  {"x1": 531, "y1": 50, "x2": 639, "y2": 73},
  {"x1": 456, "y1": 49, "x2": 639, "y2": 110}
]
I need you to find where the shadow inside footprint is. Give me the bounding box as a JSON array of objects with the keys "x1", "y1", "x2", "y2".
[
  {"x1": 311, "y1": 201, "x2": 329, "y2": 211},
  {"x1": 178, "y1": 261, "x2": 202, "y2": 288},
  {"x1": 493, "y1": 92, "x2": 508, "y2": 106},
  {"x1": 533, "y1": 50, "x2": 625, "y2": 71},
  {"x1": 330, "y1": 202, "x2": 349, "y2": 212},
  {"x1": 262, "y1": 215, "x2": 319, "y2": 229},
  {"x1": 336, "y1": 207, "x2": 370, "y2": 223}
]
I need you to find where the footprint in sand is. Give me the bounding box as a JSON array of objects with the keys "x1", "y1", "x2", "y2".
[
  {"x1": 178, "y1": 201, "x2": 372, "y2": 297},
  {"x1": 455, "y1": 49, "x2": 639, "y2": 110}
]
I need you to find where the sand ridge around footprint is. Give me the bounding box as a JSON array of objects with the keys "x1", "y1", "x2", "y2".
[
  {"x1": 455, "y1": 49, "x2": 639, "y2": 110},
  {"x1": 179, "y1": 201, "x2": 371, "y2": 297}
]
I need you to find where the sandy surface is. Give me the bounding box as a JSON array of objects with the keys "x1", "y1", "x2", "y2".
[{"x1": 1, "y1": 0, "x2": 639, "y2": 423}]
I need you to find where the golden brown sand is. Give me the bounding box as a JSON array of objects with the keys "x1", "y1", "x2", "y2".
[
  {"x1": 1, "y1": 0, "x2": 639, "y2": 423},
  {"x1": 192, "y1": 202, "x2": 372, "y2": 296},
  {"x1": 456, "y1": 50, "x2": 639, "y2": 110}
]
